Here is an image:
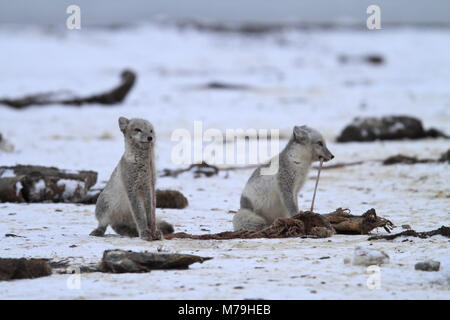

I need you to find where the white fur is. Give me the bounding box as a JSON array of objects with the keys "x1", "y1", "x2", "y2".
[{"x1": 233, "y1": 126, "x2": 334, "y2": 231}]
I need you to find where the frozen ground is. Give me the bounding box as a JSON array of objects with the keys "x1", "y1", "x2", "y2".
[{"x1": 0, "y1": 24, "x2": 449, "y2": 299}]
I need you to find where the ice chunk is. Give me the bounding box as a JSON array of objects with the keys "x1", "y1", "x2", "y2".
[{"x1": 353, "y1": 246, "x2": 389, "y2": 266}]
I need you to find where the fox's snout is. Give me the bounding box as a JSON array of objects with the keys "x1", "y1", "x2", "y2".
[{"x1": 320, "y1": 147, "x2": 334, "y2": 162}]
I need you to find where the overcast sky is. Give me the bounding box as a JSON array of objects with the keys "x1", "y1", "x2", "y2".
[{"x1": 1, "y1": 0, "x2": 449, "y2": 27}]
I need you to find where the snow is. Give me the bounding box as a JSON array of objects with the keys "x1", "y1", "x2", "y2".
[
  {"x1": 15, "y1": 182, "x2": 22, "y2": 197},
  {"x1": 63, "y1": 169, "x2": 81, "y2": 175},
  {"x1": 27, "y1": 179, "x2": 46, "y2": 202},
  {"x1": 56, "y1": 179, "x2": 85, "y2": 200},
  {"x1": 0, "y1": 169, "x2": 15, "y2": 178},
  {"x1": 0, "y1": 23, "x2": 449, "y2": 299},
  {"x1": 390, "y1": 121, "x2": 406, "y2": 133}
]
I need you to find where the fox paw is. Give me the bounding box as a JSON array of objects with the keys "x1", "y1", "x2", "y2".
[{"x1": 140, "y1": 229, "x2": 163, "y2": 241}]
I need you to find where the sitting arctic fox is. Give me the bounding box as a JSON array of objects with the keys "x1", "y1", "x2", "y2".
[
  {"x1": 233, "y1": 125, "x2": 334, "y2": 231},
  {"x1": 90, "y1": 117, "x2": 173, "y2": 241}
]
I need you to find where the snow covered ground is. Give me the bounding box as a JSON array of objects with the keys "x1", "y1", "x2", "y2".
[{"x1": 0, "y1": 23, "x2": 449, "y2": 299}]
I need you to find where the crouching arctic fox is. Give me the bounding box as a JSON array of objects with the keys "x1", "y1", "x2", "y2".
[
  {"x1": 233, "y1": 125, "x2": 334, "y2": 231},
  {"x1": 90, "y1": 117, "x2": 173, "y2": 241}
]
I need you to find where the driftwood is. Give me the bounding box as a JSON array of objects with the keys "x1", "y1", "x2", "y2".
[
  {"x1": 368, "y1": 226, "x2": 450, "y2": 241},
  {"x1": 0, "y1": 70, "x2": 136, "y2": 109},
  {"x1": 162, "y1": 160, "x2": 363, "y2": 177},
  {"x1": 0, "y1": 165, "x2": 188, "y2": 208},
  {"x1": 383, "y1": 155, "x2": 434, "y2": 165},
  {"x1": 176, "y1": 20, "x2": 286, "y2": 35},
  {"x1": 0, "y1": 165, "x2": 97, "y2": 203},
  {"x1": 415, "y1": 261, "x2": 440, "y2": 272},
  {"x1": 80, "y1": 188, "x2": 188, "y2": 208},
  {"x1": 439, "y1": 150, "x2": 450, "y2": 162},
  {"x1": 166, "y1": 213, "x2": 333, "y2": 240},
  {"x1": 0, "y1": 250, "x2": 212, "y2": 277},
  {"x1": 165, "y1": 208, "x2": 394, "y2": 240},
  {"x1": 337, "y1": 116, "x2": 448, "y2": 143},
  {"x1": 383, "y1": 149, "x2": 450, "y2": 165},
  {"x1": 161, "y1": 161, "x2": 220, "y2": 178},
  {"x1": 197, "y1": 81, "x2": 253, "y2": 91},
  {"x1": 46, "y1": 259, "x2": 98, "y2": 274},
  {"x1": 323, "y1": 208, "x2": 394, "y2": 234},
  {"x1": 98, "y1": 249, "x2": 212, "y2": 273},
  {"x1": 0, "y1": 258, "x2": 52, "y2": 281},
  {"x1": 338, "y1": 54, "x2": 385, "y2": 66}
]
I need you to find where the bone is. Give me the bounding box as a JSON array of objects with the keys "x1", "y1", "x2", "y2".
[{"x1": 310, "y1": 158, "x2": 323, "y2": 212}]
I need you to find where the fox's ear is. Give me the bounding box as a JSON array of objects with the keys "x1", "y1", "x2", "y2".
[
  {"x1": 118, "y1": 117, "x2": 129, "y2": 133},
  {"x1": 293, "y1": 126, "x2": 309, "y2": 144}
]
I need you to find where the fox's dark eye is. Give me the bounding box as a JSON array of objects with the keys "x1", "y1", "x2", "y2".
[
  {"x1": 134, "y1": 128, "x2": 142, "y2": 133},
  {"x1": 317, "y1": 141, "x2": 324, "y2": 147}
]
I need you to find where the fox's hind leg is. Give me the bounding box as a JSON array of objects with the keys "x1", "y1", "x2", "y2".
[{"x1": 233, "y1": 209, "x2": 268, "y2": 231}]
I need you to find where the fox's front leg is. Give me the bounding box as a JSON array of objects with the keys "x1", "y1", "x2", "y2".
[
  {"x1": 143, "y1": 181, "x2": 162, "y2": 240},
  {"x1": 126, "y1": 190, "x2": 154, "y2": 240},
  {"x1": 121, "y1": 164, "x2": 155, "y2": 241},
  {"x1": 121, "y1": 179, "x2": 150, "y2": 241},
  {"x1": 278, "y1": 167, "x2": 299, "y2": 216},
  {"x1": 146, "y1": 153, "x2": 162, "y2": 240}
]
